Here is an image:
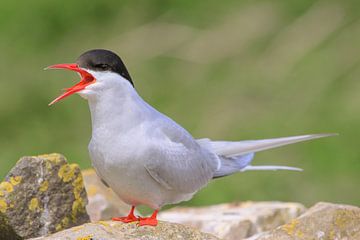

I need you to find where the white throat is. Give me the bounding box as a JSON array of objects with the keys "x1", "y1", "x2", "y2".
[{"x1": 79, "y1": 71, "x2": 152, "y2": 134}]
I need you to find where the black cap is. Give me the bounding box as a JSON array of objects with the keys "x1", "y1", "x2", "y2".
[{"x1": 76, "y1": 49, "x2": 133, "y2": 86}]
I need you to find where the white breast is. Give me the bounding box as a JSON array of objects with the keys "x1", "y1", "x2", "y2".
[{"x1": 83, "y1": 73, "x2": 205, "y2": 209}]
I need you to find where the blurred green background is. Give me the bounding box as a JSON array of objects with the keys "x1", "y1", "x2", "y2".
[{"x1": 0, "y1": 0, "x2": 359, "y2": 208}]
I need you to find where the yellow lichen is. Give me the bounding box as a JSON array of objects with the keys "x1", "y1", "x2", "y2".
[
  {"x1": 39, "y1": 180, "x2": 49, "y2": 192},
  {"x1": 72, "y1": 225, "x2": 85, "y2": 232},
  {"x1": 329, "y1": 229, "x2": 335, "y2": 239},
  {"x1": 81, "y1": 168, "x2": 95, "y2": 177},
  {"x1": 37, "y1": 153, "x2": 63, "y2": 164},
  {"x1": 76, "y1": 235, "x2": 93, "y2": 240},
  {"x1": 0, "y1": 199, "x2": 8, "y2": 213},
  {"x1": 0, "y1": 181, "x2": 14, "y2": 193},
  {"x1": 281, "y1": 219, "x2": 299, "y2": 236},
  {"x1": 61, "y1": 216, "x2": 70, "y2": 228},
  {"x1": 98, "y1": 221, "x2": 110, "y2": 227},
  {"x1": 10, "y1": 176, "x2": 22, "y2": 186},
  {"x1": 58, "y1": 164, "x2": 78, "y2": 183},
  {"x1": 54, "y1": 216, "x2": 70, "y2": 232},
  {"x1": 86, "y1": 185, "x2": 97, "y2": 197},
  {"x1": 73, "y1": 175, "x2": 85, "y2": 199},
  {"x1": 71, "y1": 172, "x2": 85, "y2": 222},
  {"x1": 295, "y1": 229, "x2": 304, "y2": 238},
  {"x1": 28, "y1": 198, "x2": 39, "y2": 211},
  {"x1": 72, "y1": 198, "x2": 86, "y2": 222},
  {"x1": 55, "y1": 223, "x2": 62, "y2": 231},
  {"x1": 45, "y1": 160, "x2": 53, "y2": 170},
  {"x1": 335, "y1": 211, "x2": 349, "y2": 228}
]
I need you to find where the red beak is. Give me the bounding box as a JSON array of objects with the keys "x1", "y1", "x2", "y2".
[{"x1": 46, "y1": 63, "x2": 96, "y2": 105}]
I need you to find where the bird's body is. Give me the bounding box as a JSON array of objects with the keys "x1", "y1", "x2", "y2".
[
  {"x1": 47, "y1": 49, "x2": 334, "y2": 226},
  {"x1": 84, "y1": 72, "x2": 217, "y2": 209}
]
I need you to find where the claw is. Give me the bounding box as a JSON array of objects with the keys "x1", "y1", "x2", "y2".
[
  {"x1": 138, "y1": 210, "x2": 159, "y2": 226},
  {"x1": 112, "y1": 206, "x2": 139, "y2": 223}
]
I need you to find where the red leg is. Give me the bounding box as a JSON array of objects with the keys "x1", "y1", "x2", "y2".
[
  {"x1": 112, "y1": 206, "x2": 139, "y2": 223},
  {"x1": 138, "y1": 210, "x2": 159, "y2": 226}
]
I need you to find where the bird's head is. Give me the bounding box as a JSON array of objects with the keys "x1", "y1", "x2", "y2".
[{"x1": 46, "y1": 49, "x2": 133, "y2": 105}]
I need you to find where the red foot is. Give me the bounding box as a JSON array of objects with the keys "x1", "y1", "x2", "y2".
[
  {"x1": 112, "y1": 206, "x2": 139, "y2": 223},
  {"x1": 138, "y1": 210, "x2": 159, "y2": 226}
]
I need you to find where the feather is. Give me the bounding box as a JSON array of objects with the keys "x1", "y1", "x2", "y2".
[{"x1": 208, "y1": 133, "x2": 336, "y2": 157}]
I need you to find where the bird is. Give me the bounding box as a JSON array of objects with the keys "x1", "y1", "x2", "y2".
[{"x1": 46, "y1": 49, "x2": 334, "y2": 226}]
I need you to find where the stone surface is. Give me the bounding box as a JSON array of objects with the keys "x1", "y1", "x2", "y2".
[
  {"x1": 0, "y1": 213, "x2": 22, "y2": 240},
  {"x1": 247, "y1": 202, "x2": 360, "y2": 240},
  {"x1": 159, "y1": 201, "x2": 306, "y2": 240},
  {"x1": 0, "y1": 153, "x2": 90, "y2": 239},
  {"x1": 29, "y1": 221, "x2": 220, "y2": 240},
  {"x1": 82, "y1": 168, "x2": 133, "y2": 222}
]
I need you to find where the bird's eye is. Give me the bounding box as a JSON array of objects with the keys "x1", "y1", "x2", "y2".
[{"x1": 95, "y1": 64, "x2": 110, "y2": 70}]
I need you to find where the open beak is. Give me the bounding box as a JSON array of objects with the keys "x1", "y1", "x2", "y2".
[{"x1": 45, "y1": 63, "x2": 96, "y2": 105}]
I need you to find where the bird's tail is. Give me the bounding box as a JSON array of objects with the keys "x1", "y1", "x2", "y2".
[{"x1": 197, "y1": 133, "x2": 336, "y2": 178}]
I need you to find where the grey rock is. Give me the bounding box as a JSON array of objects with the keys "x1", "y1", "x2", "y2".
[
  {"x1": 159, "y1": 201, "x2": 306, "y2": 240},
  {"x1": 29, "y1": 221, "x2": 221, "y2": 240},
  {"x1": 0, "y1": 153, "x2": 90, "y2": 239},
  {"x1": 247, "y1": 202, "x2": 360, "y2": 240},
  {"x1": 0, "y1": 213, "x2": 22, "y2": 240},
  {"x1": 82, "y1": 168, "x2": 134, "y2": 222}
]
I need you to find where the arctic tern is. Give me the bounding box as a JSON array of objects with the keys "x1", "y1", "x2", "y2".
[{"x1": 47, "y1": 49, "x2": 334, "y2": 226}]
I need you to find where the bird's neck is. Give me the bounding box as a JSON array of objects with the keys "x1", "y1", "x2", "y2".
[{"x1": 87, "y1": 82, "x2": 152, "y2": 135}]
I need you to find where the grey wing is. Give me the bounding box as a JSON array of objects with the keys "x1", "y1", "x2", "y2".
[{"x1": 144, "y1": 118, "x2": 219, "y2": 194}]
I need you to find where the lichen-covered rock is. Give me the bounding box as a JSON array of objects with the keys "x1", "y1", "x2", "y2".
[
  {"x1": 82, "y1": 168, "x2": 134, "y2": 222},
  {"x1": 0, "y1": 213, "x2": 22, "y2": 240},
  {"x1": 0, "y1": 153, "x2": 90, "y2": 239},
  {"x1": 29, "y1": 221, "x2": 220, "y2": 240},
  {"x1": 159, "y1": 202, "x2": 306, "y2": 240},
  {"x1": 247, "y1": 202, "x2": 360, "y2": 240}
]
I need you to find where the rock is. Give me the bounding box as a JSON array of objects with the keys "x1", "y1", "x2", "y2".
[
  {"x1": 29, "y1": 221, "x2": 220, "y2": 240},
  {"x1": 0, "y1": 213, "x2": 22, "y2": 240},
  {"x1": 247, "y1": 202, "x2": 360, "y2": 240},
  {"x1": 82, "y1": 169, "x2": 134, "y2": 222},
  {"x1": 0, "y1": 153, "x2": 90, "y2": 239},
  {"x1": 159, "y1": 202, "x2": 306, "y2": 240}
]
